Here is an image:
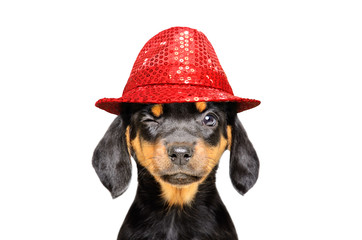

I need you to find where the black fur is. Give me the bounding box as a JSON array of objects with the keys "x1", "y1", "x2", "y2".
[
  {"x1": 92, "y1": 102, "x2": 259, "y2": 239},
  {"x1": 92, "y1": 115, "x2": 132, "y2": 198},
  {"x1": 229, "y1": 117, "x2": 260, "y2": 195}
]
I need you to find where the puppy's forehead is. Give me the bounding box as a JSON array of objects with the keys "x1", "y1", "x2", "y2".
[{"x1": 150, "y1": 102, "x2": 209, "y2": 116}]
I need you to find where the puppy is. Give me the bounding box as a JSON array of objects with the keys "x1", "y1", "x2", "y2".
[{"x1": 93, "y1": 101, "x2": 259, "y2": 240}]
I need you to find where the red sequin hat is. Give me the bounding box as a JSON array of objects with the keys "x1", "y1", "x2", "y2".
[{"x1": 96, "y1": 27, "x2": 260, "y2": 115}]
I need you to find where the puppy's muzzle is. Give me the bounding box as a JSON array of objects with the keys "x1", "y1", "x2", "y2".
[{"x1": 167, "y1": 145, "x2": 193, "y2": 166}]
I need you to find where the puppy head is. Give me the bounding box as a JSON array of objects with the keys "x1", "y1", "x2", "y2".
[
  {"x1": 92, "y1": 102, "x2": 259, "y2": 205},
  {"x1": 126, "y1": 102, "x2": 230, "y2": 205}
]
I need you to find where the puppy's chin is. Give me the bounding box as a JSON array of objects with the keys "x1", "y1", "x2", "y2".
[{"x1": 161, "y1": 173, "x2": 201, "y2": 186}]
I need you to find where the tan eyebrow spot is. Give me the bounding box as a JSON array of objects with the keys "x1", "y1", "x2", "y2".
[
  {"x1": 151, "y1": 104, "x2": 163, "y2": 117},
  {"x1": 195, "y1": 102, "x2": 207, "y2": 113}
]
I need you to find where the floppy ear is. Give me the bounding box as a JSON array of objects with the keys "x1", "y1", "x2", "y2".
[
  {"x1": 92, "y1": 116, "x2": 131, "y2": 198},
  {"x1": 229, "y1": 116, "x2": 259, "y2": 195}
]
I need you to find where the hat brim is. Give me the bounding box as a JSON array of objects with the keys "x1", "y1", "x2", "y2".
[{"x1": 95, "y1": 85, "x2": 260, "y2": 115}]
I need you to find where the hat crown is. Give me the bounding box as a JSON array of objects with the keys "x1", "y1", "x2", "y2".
[{"x1": 123, "y1": 27, "x2": 233, "y2": 95}]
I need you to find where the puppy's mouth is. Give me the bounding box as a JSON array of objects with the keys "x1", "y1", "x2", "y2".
[{"x1": 161, "y1": 173, "x2": 201, "y2": 185}]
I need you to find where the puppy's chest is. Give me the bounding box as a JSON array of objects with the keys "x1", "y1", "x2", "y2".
[
  {"x1": 165, "y1": 213, "x2": 177, "y2": 239},
  {"x1": 133, "y1": 210, "x2": 204, "y2": 239}
]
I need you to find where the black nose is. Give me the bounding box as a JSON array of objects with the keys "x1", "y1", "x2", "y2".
[{"x1": 168, "y1": 145, "x2": 193, "y2": 165}]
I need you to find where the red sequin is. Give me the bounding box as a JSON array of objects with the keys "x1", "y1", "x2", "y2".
[{"x1": 96, "y1": 27, "x2": 260, "y2": 115}]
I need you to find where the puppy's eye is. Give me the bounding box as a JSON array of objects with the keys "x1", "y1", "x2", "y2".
[
  {"x1": 202, "y1": 115, "x2": 217, "y2": 127},
  {"x1": 141, "y1": 117, "x2": 158, "y2": 124}
]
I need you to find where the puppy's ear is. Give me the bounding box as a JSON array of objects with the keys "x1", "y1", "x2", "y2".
[
  {"x1": 92, "y1": 116, "x2": 131, "y2": 199},
  {"x1": 229, "y1": 117, "x2": 259, "y2": 195}
]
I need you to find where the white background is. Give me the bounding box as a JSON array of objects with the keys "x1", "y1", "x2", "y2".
[{"x1": 1, "y1": 0, "x2": 361, "y2": 239}]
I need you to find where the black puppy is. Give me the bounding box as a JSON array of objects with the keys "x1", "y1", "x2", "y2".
[{"x1": 93, "y1": 102, "x2": 259, "y2": 240}]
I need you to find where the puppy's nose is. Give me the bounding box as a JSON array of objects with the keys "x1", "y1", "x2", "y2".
[{"x1": 168, "y1": 146, "x2": 193, "y2": 165}]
